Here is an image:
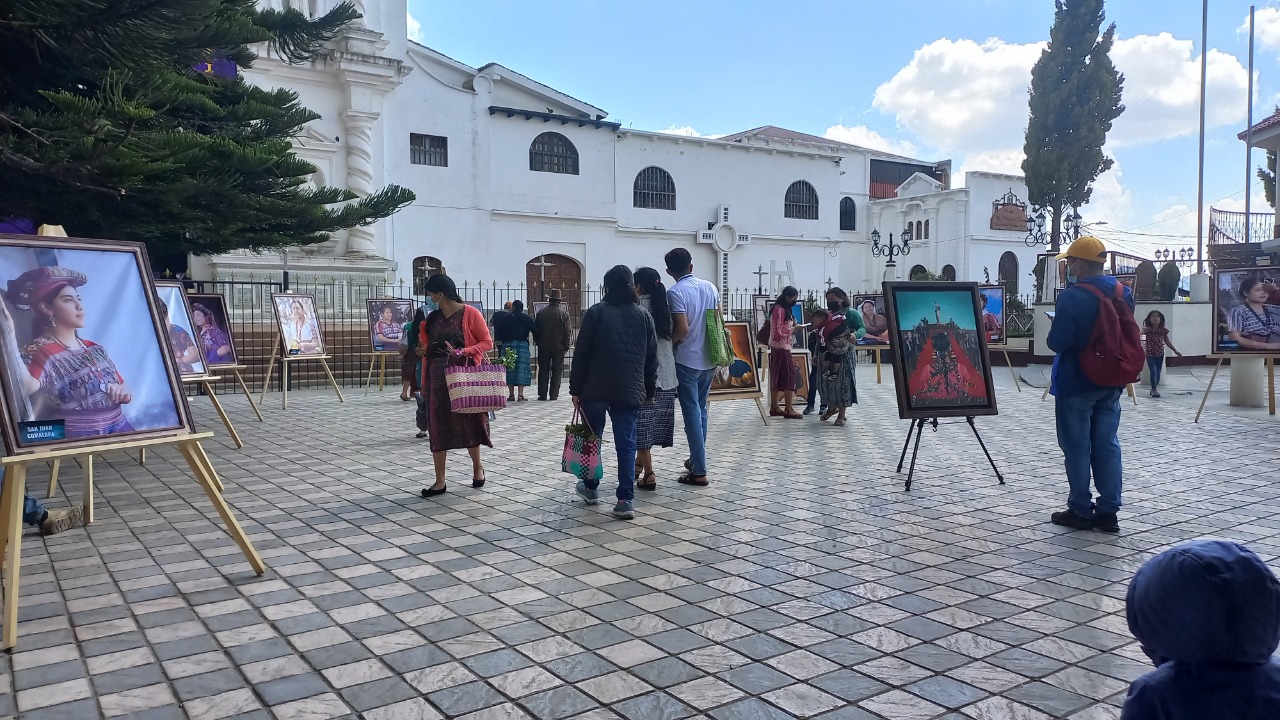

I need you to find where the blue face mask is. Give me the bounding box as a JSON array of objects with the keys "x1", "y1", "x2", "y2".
[{"x1": 1065, "y1": 261, "x2": 1078, "y2": 285}]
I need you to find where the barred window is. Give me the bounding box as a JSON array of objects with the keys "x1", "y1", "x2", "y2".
[
  {"x1": 784, "y1": 180, "x2": 819, "y2": 220},
  {"x1": 530, "y1": 132, "x2": 579, "y2": 175},
  {"x1": 924, "y1": 219, "x2": 931, "y2": 239},
  {"x1": 633, "y1": 166, "x2": 676, "y2": 210},
  {"x1": 410, "y1": 134, "x2": 448, "y2": 167},
  {"x1": 839, "y1": 197, "x2": 856, "y2": 231},
  {"x1": 941, "y1": 264, "x2": 956, "y2": 281}
]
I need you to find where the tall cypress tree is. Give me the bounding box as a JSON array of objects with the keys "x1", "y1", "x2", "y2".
[
  {"x1": 1022, "y1": 0, "x2": 1125, "y2": 252},
  {"x1": 0, "y1": 0, "x2": 413, "y2": 258}
]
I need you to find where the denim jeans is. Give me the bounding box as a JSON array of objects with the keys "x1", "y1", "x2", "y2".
[
  {"x1": 1055, "y1": 387, "x2": 1123, "y2": 517},
  {"x1": 806, "y1": 366, "x2": 820, "y2": 407},
  {"x1": 580, "y1": 401, "x2": 638, "y2": 502},
  {"x1": 0, "y1": 470, "x2": 45, "y2": 527},
  {"x1": 675, "y1": 364, "x2": 715, "y2": 476},
  {"x1": 1147, "y1": 356, "x2": 1163, "y2": 390}
]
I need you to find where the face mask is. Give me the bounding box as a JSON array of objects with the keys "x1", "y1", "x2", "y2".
[
  {"x1": 1065, "y1": 262, "x2": 1077, "y2": 285},
  {"x1": 827, "y1": 302, "x2": 841, "y2": 313}
]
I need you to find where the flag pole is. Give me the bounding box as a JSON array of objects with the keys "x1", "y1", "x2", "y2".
[
  {"x1": 1246, "y1": 5, "x2": 1256, "y2": 245},
  {"x1": 1196, "y1": 0, "x2": 1209, "y2": 273}
]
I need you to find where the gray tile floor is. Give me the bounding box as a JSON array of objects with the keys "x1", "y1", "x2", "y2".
[{"x1": 2, "y1": 372, "x2": 1276, "y2": 720}]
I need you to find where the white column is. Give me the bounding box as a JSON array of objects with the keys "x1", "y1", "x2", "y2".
[
  {"x1": 1230, "y1": 356, "x2": 1267, "y2": 407},
  {"x1": 342, "y1": 112, "x2": 377, "y2": 255},
  {"x1": 1189, "y1": 273, "x2": 1210, "y2": 302}
]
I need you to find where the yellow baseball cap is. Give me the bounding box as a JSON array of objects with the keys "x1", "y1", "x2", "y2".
[{"x1": 1056, "y1": 235, "x2": 1107, "y2": 262}]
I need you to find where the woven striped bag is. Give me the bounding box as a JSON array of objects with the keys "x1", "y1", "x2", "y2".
[{"x1": 445, "y1": 362, "x2": 508, "y2": 414}]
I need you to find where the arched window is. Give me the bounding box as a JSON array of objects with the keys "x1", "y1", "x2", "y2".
[
  {"x1": 909, "y1": 264, "x2": 928, "y2": 280},
  {"x1": 784, "y1": 180, "x2": 819, "y2": 220},
  {"x1": 916, "y1": 220, "x2": 923, "y2": 241},
  {"x1": 998, "y1": 251, "x2": 1019, "y2": 295},
  {"x1": 924, "y1": 219, "x2": 930, "y2": 239},
  {"x1": 412, "y1": 256, "x2": 445, "y2": 295},
  {"x1": 941, "y1": 264, "x2": 956, "y2": 281},
  {"x1": 839, "y1": 197, "x2": 856, "y2": 231},
  {"x1": 633, "y1": 166, "x2": 676, "y2": 210},
  {"x1": 529, "y1": 132, "x2": 579, "y2": 175}
]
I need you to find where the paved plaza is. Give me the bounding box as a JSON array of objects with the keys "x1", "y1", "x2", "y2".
[{"x1": 1, "y1": 369, "x2": 1276, "y2": 720}]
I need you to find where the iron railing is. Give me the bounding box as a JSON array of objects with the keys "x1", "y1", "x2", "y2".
[{"x1": 1210, "y1": 207, "x2": 1274, "y2": 245}]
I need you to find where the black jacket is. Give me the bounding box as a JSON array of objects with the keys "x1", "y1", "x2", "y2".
[
  {"x1": 570, "y1": 301, "x2": 657, "y2": 407},
  {"x1": 494, "y1": 312, "x2": 534, "y2": 343}
]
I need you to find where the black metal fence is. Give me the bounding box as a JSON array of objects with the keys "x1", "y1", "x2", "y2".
[{"x1": 172, "y1": 274, "x2": 1037, "y2": 394}]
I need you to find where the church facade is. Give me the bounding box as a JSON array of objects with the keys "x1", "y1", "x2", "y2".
[{"x1": 192, "y1": 0, "x2": 1038, "y2": 301}]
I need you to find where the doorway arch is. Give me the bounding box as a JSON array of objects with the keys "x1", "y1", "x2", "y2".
[
  {"x1": 412, "y1": 256, "x2": 445, "y2": 295},
  {"x1": 526, "y1": 254, "x2": 583, "y2": 320},
  {"x1": 998, "y1": 251, "x2": 1019, "y2": 295}
]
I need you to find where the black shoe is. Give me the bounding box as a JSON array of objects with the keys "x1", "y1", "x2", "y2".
[
  {"x1": 472, "y1": 474, "x2": 486, "y2": 489},
  {"x1": 538, "y1": 397, "x2": 548, "y2": 401},
  {"x1": 802, "y1": 405, "x2": 814, "y2": 415},
  {"x1": 421, "y1": 485, "x2": 448, "y2": 498},
  {"x1": 1092, "y1": 512, "x2": 1120, "y2": 533},
  {"x1": 1050, "y1": 510, "x2": 1093, "y2": 531},
  {"x1": 415, "y1": 431, "x2": 428, "y2": 439}
]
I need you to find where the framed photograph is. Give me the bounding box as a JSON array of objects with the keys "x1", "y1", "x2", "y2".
[
  {"x1": 710, "y1": 321, "x2": 761, "y2": 400},
  {"x1": 533, "y1": 301, "x2": 550, "y2": 318},
  {"x1": 187, "y1": 293, "x2": 238, "y2": 368},
  {"x1": 154, "y1": 281, "x2": 206, "y2": 378},
  {"x1": 0, "y1": 234, "x2": 191, "y2": 453},
  {"x1": 366, "y1": 298, "x2": 412, "y2": 353},
  {"x1": 1212, "y1": 268, "x2": 1280, "y2": 353},
  {"x1": 852, "y1": 295, "x2": 890, "y2": 344},
  {"x1": 751, "y1": 295, "x2": 770, "y2": 339},
  {"x1": 271, "y1": 294, "x2": 325, "y2": 356},
  {"x1": 1115, "y1": 274, "x2": 1136, "y2": 294},
  {"x1": 791, "y1": 349, "x2": 811, "y2": 400},
  {"x1": 977, "y1": 285, "x2": 1006, "y2": 347},
  {"x1": 882, "y1": 281, "x2": 998, "y2": 419}
]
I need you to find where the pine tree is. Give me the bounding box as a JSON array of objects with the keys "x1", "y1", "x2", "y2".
[
  {"x1": 1022, "y1": 0, "x2": 1125, "y2": 252},
  {"x1": 1156, "y1": 262, "x2": 1181, "y2": 301},
  {"x1": 0, "y1": 0, "x2": 414, "y2": 258},
  {"x1": 1260, "y1": 148, "x2": 1276, "y2": 208}
]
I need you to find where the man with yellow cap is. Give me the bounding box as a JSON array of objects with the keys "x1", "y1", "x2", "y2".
[{"x1": 1047, "y1": 236, "x2": 1134, "y2": 533}]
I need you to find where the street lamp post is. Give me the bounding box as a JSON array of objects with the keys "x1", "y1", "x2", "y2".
[
  {"x1": 1025, "y1": 206, "x2": 1082, "y2": 248},
  {"x1": 1155, "y1": 246, "x2": 1197, "y2": 268},
  {"x1": 871, "y1": 225, "x2": 913, "y2": 268}
]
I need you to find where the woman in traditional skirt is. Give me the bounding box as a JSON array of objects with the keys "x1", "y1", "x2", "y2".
[
  {"x1": 824, "y1": 287, "x2": 864, "y2": 419},
  {"x1": 633, "y1": 267, "x2": 678, "y2": 491},
  {"x1": 418, "y1": 275, "x2": 493, "y2": 498},
  {"x1": 767, "y1": 286, "x2": 804, "y2": 419},
  {"x1": 401, "y1": 307, "x2": 425, "y2": 401},
  {"x1": 494, "y1": 300, "x2": 534, "y2": 401},
  {"x1": 817, "y1": 312, "x2": 855, "y2": 426}
]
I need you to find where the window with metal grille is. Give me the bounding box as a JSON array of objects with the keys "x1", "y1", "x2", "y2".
[
  {"x1": 529, "y1": 132, "x2": 579, "y2": 175},
  {"x1": 924, "y1": 219, "x2": 930, "y2": 239},
  {"x1": 410, "y1": 134, "x2": 448, "y2": 166},
  {"x1": 633, "y1": 166, "x2": 676, "y2": 210},
  {"x1": 784, "y1": 180, "x2": 819, "y2": 220},
  {"x1": 941, "y1": 264, "x2": 956, "y2": 281},
  {"x1": 839, "y1": 197, "x2": 856, "y2": 231}
]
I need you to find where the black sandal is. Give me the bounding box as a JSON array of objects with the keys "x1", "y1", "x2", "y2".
[
  {"x1": 677, "y1": 472, "x2": 708, "y2": 487},
  {"x1": 637, "y1": 471, "x2": 657, "y2": 491}
]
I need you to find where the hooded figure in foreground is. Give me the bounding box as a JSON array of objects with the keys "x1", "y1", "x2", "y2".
[{"x1": 1122, "y1": 539, "x2": 1280, "y2": 719}]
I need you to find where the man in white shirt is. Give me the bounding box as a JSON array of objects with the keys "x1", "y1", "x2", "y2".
[{"x1": 664, "y1": 248, "x2": 719, "y2": 486}]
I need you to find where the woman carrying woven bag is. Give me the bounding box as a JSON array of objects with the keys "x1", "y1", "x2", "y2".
[{"x1": 418, "y1": 274, "x2": 493, "y2": 498}]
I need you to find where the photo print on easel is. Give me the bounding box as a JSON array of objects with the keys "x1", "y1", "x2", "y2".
[
  {"x1": 187, "y1": 293, "x2": 238, "y2": 368},
  {"x1": 0, "y1": 234, "x2": 191, "y2": 452},
  {"x1": 1212, "y1": 268, "x2": 1280, "y2": 353},
  {"x1": 710, "y1": 321, "x2": 761, "y2": 399},
  {"x1": 367, "y1": 298, "x2": 413, "y2": 353},
  {"x1": 852, "y1": 294, "x2": 890, "y2": 345},
  {"x1": 271, "y1": 294, "x2": 324, "y2": 356},
  {"x1": 155, "y1": 281, "x2": 206, "y2": 378},
  {"x1": 977, "y1": 285, "x2": 1006, "y2": 347},
  {"x1": 883, "y1": 281, "x2": 998, "y2": 420}
]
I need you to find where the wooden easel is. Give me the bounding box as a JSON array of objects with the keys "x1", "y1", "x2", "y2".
[
  {"x1": 1195, "y1": 355, "x2": 1278, "y2": 423},
  {"x1": 988, "y1": 347, "x2": 1022, "y2": 393},
  {"x1": 259, "y1": 335, "x2": 344, "y2": 409},
  {"x1": 363, "y1": 352, "x2": 400, "y2": 394},
  {"x1": 860, "y1": 345, "x2": 887, "y2": 384},
  {"x1": 182, "y1": 375, "x2": 243, "y2": 449},
  {"x1": 1, "y1": 432, "x2": 264, "y2": 649},
  {"x1": 210, "y1": 365, "x2": 263, "y2": 422}
]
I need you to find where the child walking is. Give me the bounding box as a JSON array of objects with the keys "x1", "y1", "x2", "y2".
[{"x1": 1143, "y1": 311, "x2": 1181, "y2": 398}]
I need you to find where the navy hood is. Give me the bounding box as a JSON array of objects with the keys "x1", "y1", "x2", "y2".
[{"x1": 1127, "y1": 540, "x2": 1280, "y2": 666}]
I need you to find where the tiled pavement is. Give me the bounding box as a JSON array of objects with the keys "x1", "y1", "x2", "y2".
[{"x1": 2, "y1": 372, "x2": 1277, "y2": 720}]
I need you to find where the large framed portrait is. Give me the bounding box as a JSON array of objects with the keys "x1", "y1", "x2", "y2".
[
  {"x1": 710, "y1": 321, "x2": 761, "y2": 400},
  {"x1": 155, "y1": 281, "x2": 206, "y2": 378},
  {"x1": 187, "y1": 293, "x2": 238, "y2": 368},
  {"x1": 977, "y1": 285, "x2": 1006, "y2": 346},
  {"x1": 882, "y1": 281, "x2": 998, "y2": 419},
  {"x1": 367, "y1": 298, "x2": 412, "y2": 353},
  {"x1": 852, "y1": 295, "x2": 890, "y2": 345},
  {"x1": 271, "y1": 294, "x2": 325, "y2": 356},
  {"x1": 0, "y1": 234, "x2": 191, "y2": 453},
  {"x1": 791, "y1": 349, "x2": 810, "y2": 400},
  {"x1": 1213, "y1": 268, "x2": 1280, "y2": 353}
]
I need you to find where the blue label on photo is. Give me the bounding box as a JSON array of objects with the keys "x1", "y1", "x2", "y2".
[
  {"x1": 288, "y1": 348, "x2": 300, "y2": 356},
  {"x1": 20, "y1": 420, "x2": 65, "y2": 443}
]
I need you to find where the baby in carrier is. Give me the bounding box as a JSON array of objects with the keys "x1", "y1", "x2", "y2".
[{"x1": 820, "y1": 315, "x2": 851, "y2": 378}]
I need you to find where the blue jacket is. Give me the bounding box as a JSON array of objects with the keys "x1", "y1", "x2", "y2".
[
  {"x1": 1048, "y1": 275, "x2": 1133, "y2": 396},
  {"x1": 1122, "y1": 540, "x2": 1280, "y2": 720}
]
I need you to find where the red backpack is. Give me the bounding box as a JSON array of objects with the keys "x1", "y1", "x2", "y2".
[{"x1": 1077, "y1": 283, "x2": 1143, "y2": 387}]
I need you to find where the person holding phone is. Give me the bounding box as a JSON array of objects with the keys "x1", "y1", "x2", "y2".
[{"x1": 767, "y1": 286, "x2": 805, "y2": 418}]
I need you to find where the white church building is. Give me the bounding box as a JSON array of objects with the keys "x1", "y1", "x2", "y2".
[{"x1": 191, "y1": 0, "x2": 1038, "y2": 303}]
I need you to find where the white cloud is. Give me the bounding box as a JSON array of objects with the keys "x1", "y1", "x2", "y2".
[
  {"x1": 957, "y1": 148, "x2": 1025, "y2": 178},
  {"x1": 1244, "y1": 7, "x2": 1280, "y2": 51},
  {"x1": 1080, "y1": 159, "x2": 1134, "y2": 227},
  {"x1": 657, "y1": 125, "x2": 724, "y2": 139},
  {"x1": 821, "y1": 124, "x2": 919, "y2": 157},
  {"x1": 407, "y1": 11, "x2": 422, "y2": 43}
]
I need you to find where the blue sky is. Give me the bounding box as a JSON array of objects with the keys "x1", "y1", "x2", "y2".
[{"x1": 410, "y1": 0, "x2": 1280, "y2": 257}]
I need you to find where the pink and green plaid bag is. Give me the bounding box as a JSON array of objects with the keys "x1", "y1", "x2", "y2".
[{"x1": 562, "y1": 408, "x2": 603, "y2": 481}]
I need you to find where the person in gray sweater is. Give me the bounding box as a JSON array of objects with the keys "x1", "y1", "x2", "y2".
[{"x1": 570, "y1": 265, "x2": 657, "y2": 519}]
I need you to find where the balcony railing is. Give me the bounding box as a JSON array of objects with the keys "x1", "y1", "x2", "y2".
[{"x1": 1209, "y1": 207, "x2": 1275, "y2": 244}]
